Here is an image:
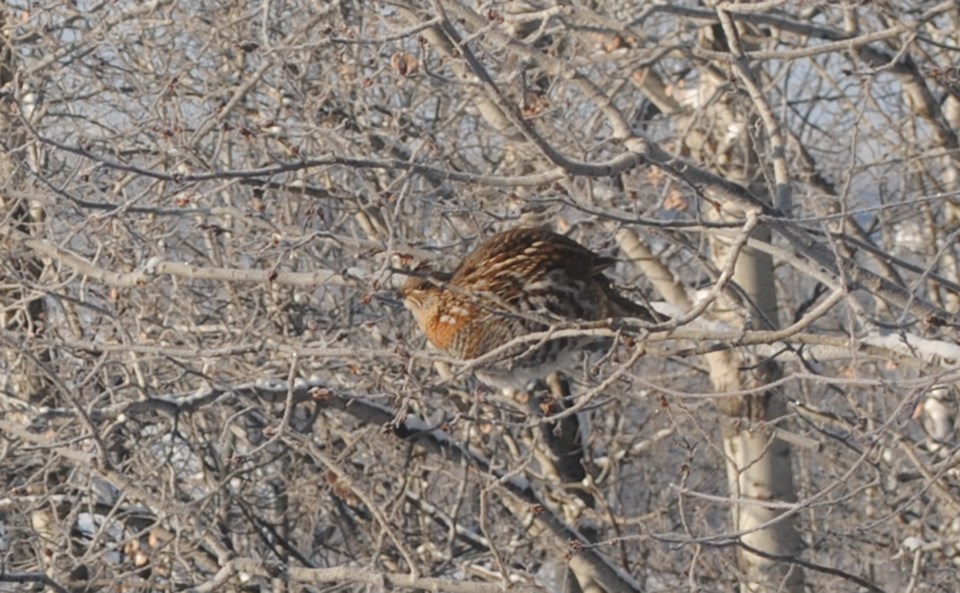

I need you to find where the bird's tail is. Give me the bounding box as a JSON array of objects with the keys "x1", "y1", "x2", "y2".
[{"x1": 601, "y1": 278, "x2": 662, "y2": 323}]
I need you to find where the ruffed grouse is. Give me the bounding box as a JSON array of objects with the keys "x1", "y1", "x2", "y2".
[{"x1": 401, "y1": 227, "x2": 654, "y2": 390}]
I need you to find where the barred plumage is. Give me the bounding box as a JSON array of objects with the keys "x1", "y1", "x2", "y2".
[{"x1": 401, "y1": 227, "x2": 653, "y2": 390}]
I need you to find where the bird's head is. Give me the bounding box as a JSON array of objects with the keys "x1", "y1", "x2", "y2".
[{"x1": 398, "y1": 265, "x2": 450, "y2": 322}]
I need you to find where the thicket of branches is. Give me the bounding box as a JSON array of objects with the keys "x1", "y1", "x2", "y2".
[{"x1": 2, "y1": 1, "x2": 959, "y2": 592}]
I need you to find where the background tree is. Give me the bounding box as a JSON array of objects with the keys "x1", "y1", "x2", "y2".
[{"x1": 2, "y1": 1, "x2": 959, "y2": 593}]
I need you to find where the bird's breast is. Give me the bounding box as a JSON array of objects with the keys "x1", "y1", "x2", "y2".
[{"x1": 425, "y1": 303, "x2": 472, "y2": 351}]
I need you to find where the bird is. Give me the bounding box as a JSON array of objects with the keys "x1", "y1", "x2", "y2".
[{"x1": 400, "y1": 227, "x2": 655, "y2": 391}]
